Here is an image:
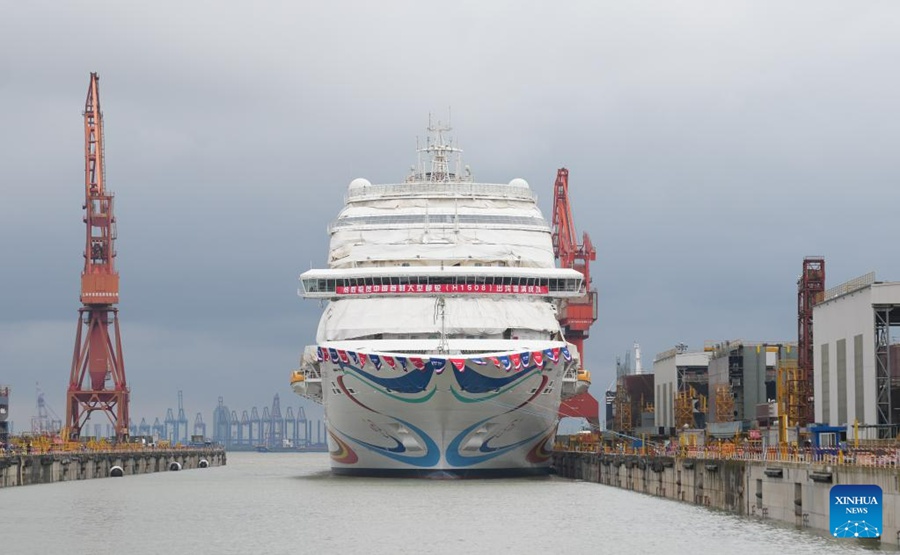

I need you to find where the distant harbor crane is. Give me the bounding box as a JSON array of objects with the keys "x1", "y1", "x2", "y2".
[{"x1": 193, "y1": 412, "x2": 206, "y2": 438}]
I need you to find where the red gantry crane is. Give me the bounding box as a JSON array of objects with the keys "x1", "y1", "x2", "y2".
[
  {"x1": 797, "y1": 257, "x2": 825, "y2": 427},
  {"x1": 551, "y1": 168, "x2": 600, "y2": 428},
  {"x1": 65, "y1": 73, "x2": 130, "y2": 441}
]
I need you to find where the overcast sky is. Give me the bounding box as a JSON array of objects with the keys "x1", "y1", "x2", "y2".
[{"x1": 2, "y1": 1, "x2": 899, "y2": 430}]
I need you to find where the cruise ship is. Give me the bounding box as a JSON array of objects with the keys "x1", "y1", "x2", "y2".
[{"x1": 291, "y1": 123, "x2": 590, "y2": 477}]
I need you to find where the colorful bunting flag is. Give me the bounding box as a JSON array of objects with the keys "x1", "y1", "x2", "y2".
[
  {"x1": 449, "y1": 358, "x2": 466, "y2": 372},
  {"x1": 431, "y1": 358, "x2": 447, "y2": 374},
  {"x1": 510, "y1": 353, "x2": 522, "y2": 370}
]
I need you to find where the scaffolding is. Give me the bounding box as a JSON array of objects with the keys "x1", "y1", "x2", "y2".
[
  {"x1": 715, "y1": 383, "x2": 734, "y2": 422},
  {"x1": 776, "y1": 359, "x2": 801, "y2": 443},
  {"x1": 675, "y1": 386, "x2": 707, "y2": 429},
  {"x1": 614, "y1": 385, "x2": 632, "y2": 433}
]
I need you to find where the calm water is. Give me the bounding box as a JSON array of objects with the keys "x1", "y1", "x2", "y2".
[{"x1": 0, "y1": 452, "x2": 892, "y2": 555}]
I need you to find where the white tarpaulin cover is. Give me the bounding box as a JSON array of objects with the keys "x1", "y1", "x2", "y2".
[
  {"x1": 316, "y1": 296, "x2": 560, "y2": 342},
  {"x1": 329, "y1": 228, "x2": 555, "y2": 267}
]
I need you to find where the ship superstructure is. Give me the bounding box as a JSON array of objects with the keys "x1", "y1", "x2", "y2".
[{"x1": 291, "y1": 122, "x2": 589, "y2": 476}]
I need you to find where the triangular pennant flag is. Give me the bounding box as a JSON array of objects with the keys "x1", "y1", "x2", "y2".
[
  {"x1": 471, "y1": 357, "x2": 487, "y2": 365},
  {"x1": 521, "y1": 351, "x2": 531, "y2": 367},
  {"x1": 337, "y1": 350, "x2": 349, "y2": 364},
  {"x1": 350, "y1": 351, "x2": 360, "y2": 365},
  {"x1": 532, "y1": 351, "x2": 544, "y2": 367},
  {"x1": 397, "y1": 356, "x2": 408, "y2": 371},
  {"x1": 561, "y1": 346, "x2": 572, "y2": 361},
  {"x1": 499, "y1": 355, "x2": 512, "y2": 372},
  {"x1": 449, "y1": 358, "x2": 466, "y2": 372},
  {"x1": 490, "y1": 356, "x2": 502, "y2": 368},
  {"x1": 410, "y1": 357, "x2": 425, "y2": 370},
  {"x1": 510, "y1": 353, "x2": 522, "y2": 370},
  {"x1": 431, "y1": 358, "x2": 447, "y2": 374},
  {"x1": 358, "y1": 353, "x2": 369, "y2": 367},
  {"x1": 383, "y1": 355, "x2": 396, "y2": 369},
  {"x1": 370, "y1": 354, "x2": 382, "y2": 370},
  {"x1": 316, "y1": 347, "x2": 324, "y2": 362}
]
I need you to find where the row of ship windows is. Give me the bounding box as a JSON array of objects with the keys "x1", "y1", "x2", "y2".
[{"x1": 304, "y1": 276, "x2": 581, "y2": 293}]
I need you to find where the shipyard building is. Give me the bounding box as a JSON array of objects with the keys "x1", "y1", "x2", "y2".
[
  {"x1": 652, "y1": 345, "x2": 710, "y2": 435},
  {"x1": 813, "y1": 273, "x2": 900, "y2": 437}
]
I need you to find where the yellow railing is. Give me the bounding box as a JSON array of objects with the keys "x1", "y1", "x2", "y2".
[{"x1": 555, "y1": 443, "x2": 900, "y2": 468}]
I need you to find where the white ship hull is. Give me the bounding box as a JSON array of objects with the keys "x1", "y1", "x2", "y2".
[
  {"x1": 290, "y1": 122, "x2": 594, "y2": 477},
  {"x1": 296, "y1": 345, "x2": 577, "y2": 477}
]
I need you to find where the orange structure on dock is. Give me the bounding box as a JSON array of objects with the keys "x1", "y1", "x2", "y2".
[
  {"x1": 65, "y1": 73, "x2": 130, "y2": 441},
  {"x1": 551, "y1": 168, "x2": 601, "y2": 427}
]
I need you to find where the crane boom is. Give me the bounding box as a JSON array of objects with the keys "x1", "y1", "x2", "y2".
[
  {"x1": 66, "y1": 73, "x2": 130, "y2": 441},
  {"x1": 551, "y1": 168, "x2": 600, "y2": 427}
]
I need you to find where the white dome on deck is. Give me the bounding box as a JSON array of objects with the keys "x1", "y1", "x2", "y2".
[
  {"x1": 508, "y1": 178, "x2": 529, "y2": 189},
  {"x1": 348, "y1": 178, "x2": 372, "y2": 191}
]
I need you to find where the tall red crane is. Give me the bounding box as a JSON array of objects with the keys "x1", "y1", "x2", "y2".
[
  {"x1": 551, "y1": 168, "x2": 600, "y2": 427},
  {"x1": 65, "y1": 73, "x2": 130, "y2": 441},
  {"x1": 797, "y1": 257, "x2": 825, "y2": 427}
]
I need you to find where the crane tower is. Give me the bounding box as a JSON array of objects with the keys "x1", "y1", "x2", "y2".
[
  {"x1": 65, "y1": 73, "x2": 130, "y2": 441},
  {"x1": 797, "y1": 257, "x2": 825, "y2": 427},
  {"x1": 551, "y1": 168, "x2": 600, "y2": 427}
]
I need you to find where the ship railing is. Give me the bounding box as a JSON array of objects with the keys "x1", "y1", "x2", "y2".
[
  {"x1": 346, "y1": 182, "x2": 537, "y2": 202},
  {"x1": 555, "y1": 442, "x2": 900, "y2": 468},
  {"x1": 300, "y1": 365, "x2": 321, "y2": 380}
]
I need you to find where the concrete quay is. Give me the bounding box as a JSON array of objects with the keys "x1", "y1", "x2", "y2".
[
  {"x1": 552, "y1": 451, "x2": 900, "y2": 546},
  {"x1": 0, "y1": 448, "x2": 226, "y2": 488}
]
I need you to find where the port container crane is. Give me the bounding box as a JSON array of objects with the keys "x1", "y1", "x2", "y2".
[
  {"x1": 65, "y1": 73, "x2": 130, "y2": 441},
  {"x1": 551, "y1": 168, "x2": 600, "y2": 428}
]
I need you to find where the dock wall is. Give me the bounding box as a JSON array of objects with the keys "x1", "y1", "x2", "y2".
[
  {"x1": 552, "y1": 452, "x2": 900, "y2": 546},
  {"x1": 0, "y1": 448, "x2": 226, "y2": 488}
]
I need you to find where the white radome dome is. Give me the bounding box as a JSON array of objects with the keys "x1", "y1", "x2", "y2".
[
  {"x1": 348, "y1": 178, "x2": 372, "y2": 190},
  {"x1": 508, "y1": 178, "x2": 529, "y2": 189}
]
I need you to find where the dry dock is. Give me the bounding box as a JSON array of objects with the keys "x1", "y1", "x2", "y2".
[
  {"x1": 553, "y1": 450, "x2": 900, "y2": 546},
  {"x1": 0, "y1": 448, "x2": 226, "y2": 488}
]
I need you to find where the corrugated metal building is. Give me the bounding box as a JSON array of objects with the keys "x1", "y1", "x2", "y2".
[
  {"x1": 813, "y1": 272, "x2": 900, "y2": 436},
  {"x1": 652, "y1": 346, "x2": 710, "y2": 434}
]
